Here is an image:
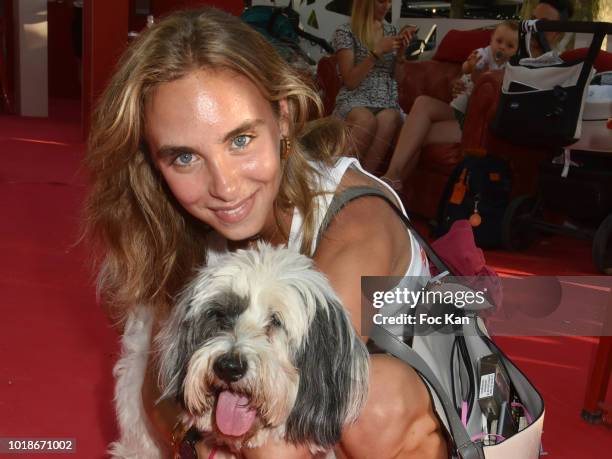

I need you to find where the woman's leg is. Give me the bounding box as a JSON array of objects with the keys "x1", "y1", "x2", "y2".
[
  {"x1": 384, "y1": 95, "x2": 459, "y2": 182},
  {"x1": 360, "y1": 108, "x2": 402, "y2": 174},
  {"x1": 345, "y1": 107, "x2": 377, "y2": 160}
]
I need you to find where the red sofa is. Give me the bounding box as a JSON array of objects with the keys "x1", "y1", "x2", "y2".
[
  {"x1": 317, "y1": 28, "x2": 497, "y2": 219},
  {"x1": 316, "y1": 28, "x2": 566, "y2": 219}
]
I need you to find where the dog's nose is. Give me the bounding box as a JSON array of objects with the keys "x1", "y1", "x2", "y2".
[{"x1": 213, "y1": 354, "x2": 247, "y2": 382}]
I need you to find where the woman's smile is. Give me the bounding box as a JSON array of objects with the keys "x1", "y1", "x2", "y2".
[{"x1": 210, "y1": 191, "x2": 258, "y2": 225}]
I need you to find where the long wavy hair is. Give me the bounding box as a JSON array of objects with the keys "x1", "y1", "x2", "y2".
[
  {"x1": 351, "y1": 0, "x2": 377, "y2": 51},
  {"x1": 83, "y1": 7, "x2": 347, "y2": 319}
]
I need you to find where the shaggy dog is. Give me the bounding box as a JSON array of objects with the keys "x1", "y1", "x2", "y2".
[{"x1": 109, "y1": 243, "x2": 369, "y2": 458}]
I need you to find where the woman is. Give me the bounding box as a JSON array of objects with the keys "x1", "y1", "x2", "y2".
[
  {"x1": 381, "y1": 0, "x2": 573, "y2": 190},
  {"x1": 84, "y1": 8, "x2": 446, "y2": 459},
  {"x1": 332, "y1": 0, "x2": 414, "y2": 173},
  {"x1": 528, "y1": 0, "x2": 574, "y2": 57}
]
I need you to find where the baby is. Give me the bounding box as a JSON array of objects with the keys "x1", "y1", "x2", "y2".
[{"x1": 451, "y1": 21, "x2": 519, "y2": 117}]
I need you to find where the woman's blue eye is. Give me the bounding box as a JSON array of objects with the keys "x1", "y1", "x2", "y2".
[
  {"x1": 174, "y1": 152, "x2": 194, "y2": 166},
  {"x1": 232, "y1": 135, "x2": 252, "y2": 149}
]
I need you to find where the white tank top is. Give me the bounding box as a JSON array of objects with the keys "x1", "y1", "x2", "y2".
[{"x1": 288, "y1": 156, "x2": 429, "y2": 279}]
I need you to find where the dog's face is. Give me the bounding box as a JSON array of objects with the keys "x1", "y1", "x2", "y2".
[{"x1": 157, "y1": 243, "x2": 369, "y2": 451}]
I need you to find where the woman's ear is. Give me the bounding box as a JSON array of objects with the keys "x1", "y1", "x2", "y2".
[{"x1": 278, "y1": 99, "x2": 290, "y2": 137}]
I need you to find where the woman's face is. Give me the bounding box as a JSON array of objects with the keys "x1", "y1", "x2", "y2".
[
  {"x1": 531, "y1": 2, "x2": 562, "y2": 56},
  {"x1": 373, "y1": 0, "x2": 392, "y2": 22},
  {"x1": 145, "y1": 68, "x2": 286, "y2": 242}
]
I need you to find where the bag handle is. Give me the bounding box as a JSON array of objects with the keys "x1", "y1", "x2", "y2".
[
  {"x1": 532, "y1": 20, "x2": 612, "y2": 35},
  {"x1": 370, "y1": 326, "x2": 485, "y2": 459},
  {"x1": 316, "y1": 186, "x2": 484, "y2": 458},
  {"x1": 576, "y1": 28, "x2": 606, "y2": 92},
  {"x1": 516, "y1": 20, "x2": 550, "y2": 60},
  {"x1": 316, "y1": 186, "x2": 452, "y2": 275},
  {"x1": 516, "y1": 20, "x2": 607, "y2": 79}
]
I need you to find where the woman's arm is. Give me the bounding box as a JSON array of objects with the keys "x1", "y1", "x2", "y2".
[
  {"x1": 393, "y1": 26, "x2": 416, "y2": 83},
  {"x1": 393, "y1": 53, "x2": 407, "y2": 83},
  {"x1": 333, "y1": 23, "x2": 403, "y2": 91},
  {"x1": 141, "y1": 326, "x2": 183, "y2": 456},
  {"x1": 311, "y1": 189, "x2": 447, "y2": 458},
  {"x1": 312, "y1": 193, "x2": 412, "y2": 336},
  {"x1": 336, "y1": 48, "x2": 378, "y2": 91}
]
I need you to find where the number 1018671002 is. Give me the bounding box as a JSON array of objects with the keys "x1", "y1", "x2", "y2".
[{"x1": 0, "y1": 438, "x2": 76, "y2": 453}]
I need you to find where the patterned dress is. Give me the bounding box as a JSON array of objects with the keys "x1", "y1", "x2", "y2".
[{"x1": 332, "y1": 22, "x2": 402, "y2": 119}]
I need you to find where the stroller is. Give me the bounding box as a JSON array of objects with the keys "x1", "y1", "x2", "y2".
[{"x1": 493, "y1": 20, "x2": 612, "y2": 274}]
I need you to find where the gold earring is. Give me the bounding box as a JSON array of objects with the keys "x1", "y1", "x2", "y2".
[{"x1": 281, "y1": 137, "x2": 292, "y2": 160}]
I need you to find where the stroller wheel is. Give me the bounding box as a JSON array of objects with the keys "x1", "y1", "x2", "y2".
[
  {"x1": 593, "y1": 213, "x2": 612, "y2": 275},
  {"x1": 502, "y1": 195, "x2": 538, "y2": 251}
]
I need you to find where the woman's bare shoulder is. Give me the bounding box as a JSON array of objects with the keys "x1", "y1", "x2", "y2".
[{"x1": 315, "y1": 166, "x2": 411, "y2": 277}]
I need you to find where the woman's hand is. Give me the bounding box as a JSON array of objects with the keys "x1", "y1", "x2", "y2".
[
  {"x1": 396, "y1": 26, "x2": 417, "y2": 62},
  {"x1": 374, "y1": 35, "x2": 402, "y2": 56},
  {"x1": 398, "y1": 26, "x2": 417, "y2": 49}
]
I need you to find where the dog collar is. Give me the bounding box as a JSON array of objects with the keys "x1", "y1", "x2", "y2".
[{"x1": 172, "y1": 423, "x2": 216, "y2": 459}]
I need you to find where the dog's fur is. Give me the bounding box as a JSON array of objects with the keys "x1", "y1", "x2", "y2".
[{"x1": 109, "y1": 243, "x2": 369, "y2": 458}]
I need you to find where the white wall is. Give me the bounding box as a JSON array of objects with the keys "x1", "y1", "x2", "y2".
[
  {"x1": 14, "y1": 0, "x2": 48, "y2": 117},
  {"x1": 251, "y1": 1, "x2": 610, "y2": 61}
]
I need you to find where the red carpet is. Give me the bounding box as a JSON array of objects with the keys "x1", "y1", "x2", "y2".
[
  {"x1": 0, "y1": 100, "x2": 119, "y2": 458},
  {"x1": 486, "y1": 242, "x2": 612, "y2": 457},
  {"x1": 0, "y1": 99, "x2": 610, "y2": 458}
]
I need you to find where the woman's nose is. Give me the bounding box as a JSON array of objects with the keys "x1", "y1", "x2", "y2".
[{"x1": 208, "y1": 156, "x2": 239, "y2": 201}]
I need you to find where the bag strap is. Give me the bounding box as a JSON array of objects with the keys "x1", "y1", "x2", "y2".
[
  {"x1": 515, "y1": 20, "x2": 606, "y2": 93},
  {"x1": 266, "y1": 7, "x2": 283, "y2": 37},
  {"x1": 576, "y1": 27, "x2": 606, "y2": 93},
  {"x1": 370, "y1": 326, "x2": 485, "y2": 459},
  {"x1": 516, "y1": 20, "x2": 550, "y2": 61},
  {"x1": 316, "y1": 186, "x2": 452, "y2": 275}
]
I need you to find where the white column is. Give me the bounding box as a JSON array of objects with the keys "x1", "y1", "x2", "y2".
[{"x1": 14, "y1": 0, "x2": 48, "y2": 117}]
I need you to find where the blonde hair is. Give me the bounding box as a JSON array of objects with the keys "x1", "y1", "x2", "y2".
[
  {"x1": 351, "y1": 0, "x2": 377, "y2": 51},
  {"x1": 496, "y1": 20, "x2": 519, "y2": 33},
  {"x1": 83, "y1": 7, "x2": 347, "y2": 317}
]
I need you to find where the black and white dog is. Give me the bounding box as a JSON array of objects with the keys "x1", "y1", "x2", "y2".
[{"x1": 109, "y1": 243, "x2": 369, "y2": 458}]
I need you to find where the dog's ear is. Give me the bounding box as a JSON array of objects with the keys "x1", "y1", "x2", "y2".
[
  {"x1": 156, "y1": 278, "x2": 213, "y2": 404},
  {"x1": 156, "y1": 294, "x2": 195, "y2": 403},
  {"x1": 285, "y1": 294, "x2": 369, "y2": 449}
]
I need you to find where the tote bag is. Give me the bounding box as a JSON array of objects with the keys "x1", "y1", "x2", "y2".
[{"x1": 491, "y1": 20, "x2": 607, "y2": 147}]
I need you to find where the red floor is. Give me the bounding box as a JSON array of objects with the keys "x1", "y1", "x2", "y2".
[
  {"x1": 0, "y1": 101, "x2": 119, "y2": 458},
  {"x1": 0, "y1": 100, "x2": 610, "y2": 458}
]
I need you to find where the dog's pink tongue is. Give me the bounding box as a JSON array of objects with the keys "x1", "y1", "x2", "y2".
[{"x1": 215, "y1": 391, "x2": 256, "y2": 437}]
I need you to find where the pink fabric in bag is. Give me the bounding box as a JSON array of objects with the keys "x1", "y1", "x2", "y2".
[{"x1": 430, "y1": 220, "x2": 502, "y2": 308}]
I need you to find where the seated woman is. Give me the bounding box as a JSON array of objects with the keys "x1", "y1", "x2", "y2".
[
  {"x1": 381, "y1": 0, "x2": 574, "y2": 191},
  {"x1": 332, "y1": 0, "x2": 414, "y2": 173},
  {"x1": 84, "y1": 7, "x2": 447, "y2": 459}
]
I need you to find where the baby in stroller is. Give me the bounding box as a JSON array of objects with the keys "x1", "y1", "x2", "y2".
[{"x1": 451, "y1": 21, "x2": 519, "y2": 124}]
